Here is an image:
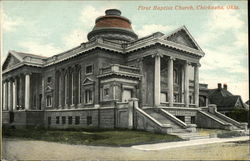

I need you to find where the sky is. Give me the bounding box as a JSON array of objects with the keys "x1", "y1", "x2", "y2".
[{"x1": 1, "y1": 1, "x2": 248, "y2": 101}]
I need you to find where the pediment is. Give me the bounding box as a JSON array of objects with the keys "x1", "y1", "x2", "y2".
[
  {"x1": 2, "y1": 53, "x2": 22, "y2": 71},
  {"x1": 164, "y1": 26, "x2": 202, "y2": 51},
  {"x1": 82, "y1": 77, "x2": 94, "y2": 85}
]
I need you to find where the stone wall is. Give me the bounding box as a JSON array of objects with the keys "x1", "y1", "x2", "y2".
[
  {"x1": 12, "y1": 111, "x2": 26, "y2": 126},
  {"x1": 45, "y1": 109, "x2": 99, "y2": 128},
  {"x1": 11, "y1": 111, "x2": 44, "y2": 127},
  {"x1": 44, "y1": 108, "x2": 119, "y2": 129},
  {"x1": 99, "y1": 108, "x2": 115, "y2": 128},
  {"x1": 116, "y1": 107, "x2": 129, "y2": 128},
  {"x1": 196, "y1": 111, "x2": 230, "y2": 129},
  {"x1": 2, "y1": 111, "x2": 10, "y2": 124},
  {"x1": 26, "y1": 111, "x2": 44, "y2": 127},
  {"x1": 164, "y1": 108, "x2": 197, "y2": 124}
]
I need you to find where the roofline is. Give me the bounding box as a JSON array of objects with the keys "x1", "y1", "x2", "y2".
[{"x1": 162, "y1": 25, "x2": 203, "y2": 52}]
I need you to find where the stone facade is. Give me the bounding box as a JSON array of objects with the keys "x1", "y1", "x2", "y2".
[{"x1": 2, "y1": 9, "x2": 247, "y2": 132}]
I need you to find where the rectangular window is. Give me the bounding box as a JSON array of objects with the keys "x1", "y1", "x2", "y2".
[
  {"x1": 86, "y1": 65, "x2": 93, "y2": 74},
  {"x1": 48, "y1": 117, "x2": 51, "y2": 125},
  {"x1": 68, "y1": 116, "x2": 72, "y2": 125},
  {"x1": 191, "y1": 116, "x2": 196, "y2": 124},
  {"x1": 87, "y1": 116, "x2": 92, "y2": 126},
  {"x1": 46, "y1": 95, "x2": 52, "y2": 107},
  {"x1": 85, "y1": 90, "x2": 93, "y2": 104},
  {"x1": 104, "y1": 88, "x2": 109, "y2": 96},
  {"x1": 62, "y1": 116, "x2": 66, "y2": 124},
  {"x1": 56, "y1": 116, "x2": 60, "y2": 124},
  {"x1": 189, "y1": 96, "x2": 192, "y2": 104},
  {"x1": 47, "y1": 77, "x2": 52, "y2": 83},
  {"x1": 75, "y1": 116, "x2": 80, "y2": 125}
]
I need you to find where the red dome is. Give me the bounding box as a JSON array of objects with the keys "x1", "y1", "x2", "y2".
[
  {"x1": 95, "y1": 16, "x2": 132, "y2": 29},
  {"x1": 87, "y1": 9, "x2": 138, "y2": 42}
]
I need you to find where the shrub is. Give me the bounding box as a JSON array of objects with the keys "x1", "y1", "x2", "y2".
[
  {"x1": 217, "y1": 131, "x2": 244, "y2": 138},
  {"x1": 225, "y1": 109, "x2": 249, "y2": 123}
]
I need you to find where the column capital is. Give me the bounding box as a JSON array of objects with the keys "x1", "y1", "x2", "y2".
[
  {"x1": 168, "y1": 56, "x2": 176, "y2": 61},
  {"x1": 24, "y1": 72, "x2": 32, "y2": 75},
  {"x1": 137, "y1": 57, "x2": 144, "y2": 62},
  {"x1": 185, "y1": 60, "x2": 192, "y2": 65},
  {"x1": 191, "y1": 62, "x2": 201, "y2": 67},
  {"x1": 8, "y1": 78, "x2": 14, "y2": 82},
  {"x1": 151, "y1": 51, "x2": 163, "y2": 58}
]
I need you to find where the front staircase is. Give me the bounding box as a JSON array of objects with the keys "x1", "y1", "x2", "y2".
[
  {"x1": 133, "y1": 102, "x2": 247, "y2": 136},
  {"x1": 142, "y1": 108, "x2": 196, "y2": 133},
  {"x1": 197, "y1": 105, "x2": 248, "y2": 131}
]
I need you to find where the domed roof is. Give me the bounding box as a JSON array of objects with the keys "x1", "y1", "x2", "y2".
[{"x1": 87, "y1": 9, "x2": 138, "y2": 42}]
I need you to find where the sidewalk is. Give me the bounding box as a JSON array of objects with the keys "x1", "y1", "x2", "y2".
[{"x1": 132, "y1": 136, "x2": 249, "y2": 151}]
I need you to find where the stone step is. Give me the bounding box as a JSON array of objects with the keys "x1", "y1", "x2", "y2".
[{"x1": 170, "y1": 132, "x2": 211, "y2": 140}]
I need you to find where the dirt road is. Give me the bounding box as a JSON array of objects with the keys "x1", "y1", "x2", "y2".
[{"x1": 2, "y1": 138, "x2": 249, "y2": 160}]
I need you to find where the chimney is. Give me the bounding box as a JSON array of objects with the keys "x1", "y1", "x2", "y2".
[
  {"x1": 218, "y1": 83, "x2": 222, "y2": 89},
  {"x1": 223, "y1": 83, "x2": 227, "y2": 90}
]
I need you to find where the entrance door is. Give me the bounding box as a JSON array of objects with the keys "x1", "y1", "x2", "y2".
[{"x1": 122, "y1": 89, "x2": 132, "y2": 102}]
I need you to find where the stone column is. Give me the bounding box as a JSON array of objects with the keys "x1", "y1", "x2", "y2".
[
  {"x1": 194, "y1": 64, "x2": 200, "y2": 107},
  {"x1": 71, "y1": 71, "x2": 74, "y2": 106},
  {"x1": 184, "y1": 61, "x2": 190, "y2": 107},
  {"x1": 58, "y1": 72, "x2": 62, "y2": 108},
  {"x1": 78, "y1": 70, "x2": 81, "y2": 105},
  {"x1": 113, "y1": 84, "x2": 116, "y2": 100},
  {"x1": 128, "y1": 98, "x2": 138, "y2": 129},
  {"x1": 154, "y1": 53, "x2": 161, "y2": 107},
  {"x1": 61, "y1": 71, "x2": 65, "y2": 107},
  {"x1": 13, "y1": 78, "x2": 17, "y2": 110},
  {"x1": 3, "y1": 81, "x2": 7, "y2": 110},
  {"x1": 19, "y1": 75, "x2": 23, "y2": 109},
  {"x1": 25, "y1": 73, "x2": 31, "y2": 110},
  {"x1": 181, "y1": 68, "x2": 185, "y2": 103},
  {"x1": 8, "y1": 80, "x2": 13, "y2": 111},
  {"x1": 167, "y1": 57, "x2": 174, "y2": 107},
  {"x1": 64, "y1": 72, "x2": 68, "y2": 108}
]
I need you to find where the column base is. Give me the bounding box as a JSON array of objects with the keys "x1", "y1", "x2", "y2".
[
  {"x1": 64, "y1": 104, "x2": 69, "y2": 109},
  {"x1": 77, "y1": 103, "x2": 83, "y2": 108}
]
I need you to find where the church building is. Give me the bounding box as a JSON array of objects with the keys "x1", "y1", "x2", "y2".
[{"x1": 2, "y1": 9, "x2": 247, "y2": 133}]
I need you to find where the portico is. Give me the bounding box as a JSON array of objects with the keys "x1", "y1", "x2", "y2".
[
  {"x1": 152, "y1": 51, "x2": 200, "y2": 108},
  {"x1": 2, "y1": 72, "x2": 41, "y2": 111}
]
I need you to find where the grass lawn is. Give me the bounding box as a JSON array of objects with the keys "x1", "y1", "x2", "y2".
[{"x1": 3, "y1": 127, "x2": 183, "y2": 146}]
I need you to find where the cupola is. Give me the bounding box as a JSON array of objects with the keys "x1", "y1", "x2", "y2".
[{"x1": 87, "y1": 9, "x2": 138, "y2": 43}]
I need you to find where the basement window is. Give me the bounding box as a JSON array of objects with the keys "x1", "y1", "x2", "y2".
[
  {"x1": 48, "y1": 117, "x2": 51, "y2": 125},
  {"x1": 62, "y1": 116, "x2": 66, "y2": 124},
  {"x1": 191, "y1": 116, "x2": 196, "y2": 124},
  {"x1": 75, "y1": 116, "x2": 80, "y2": 125},
  {"x1": 87, "y1": 116, "x2": 92, "y2": 126},
  {"x1": 56, "y1": 116, "x2": 60, "y2": 124},
  {"x1": 68, "y1": 116, "x2": 73, "y2": 125}
]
